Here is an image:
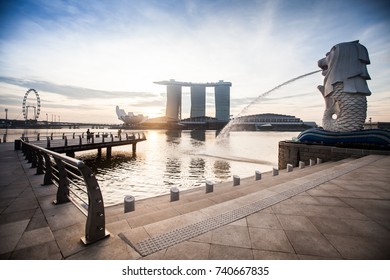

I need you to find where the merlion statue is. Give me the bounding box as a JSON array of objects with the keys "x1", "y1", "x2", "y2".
[{"x1": 317, "y1": 40, "x2": 371, "y2": 132}]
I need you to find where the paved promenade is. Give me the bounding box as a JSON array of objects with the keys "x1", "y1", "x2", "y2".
[{"x1": 0, "y1": 142, "x2": 389, "y2": 260}]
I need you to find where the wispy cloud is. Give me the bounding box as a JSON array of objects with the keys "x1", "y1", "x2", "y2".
[
  {"x1": 0, "y1": 0, "x2": 389, "y2": 123},
  {"x1": 0, "y1": 76, "x2": 157, "y2": 100}
]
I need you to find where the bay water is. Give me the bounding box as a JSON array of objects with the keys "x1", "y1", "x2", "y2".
[{"x1": 1, "y1": 128, "x2": 299, "y2": 206}]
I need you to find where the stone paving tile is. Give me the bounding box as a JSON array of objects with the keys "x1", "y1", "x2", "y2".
[
  {"x1": 290, "y1": 195, "x2": 321, "y2": 205},
  {"x1": 229, "y1": 217, "x2": 247, "y2": 227},
  {"x1": 0, "y1": 219, "x2": 29, "y2": 238},
  {"x1": 298, "y1": 204, "x2": 369, "y2": 220},
  {"x1": 340, "y1": 219, "x2": 390, "y2": 239},
  {"x1": 334, "y1": 182, "x2": 387, "y2": 193},
  {"x1": 277, "y1": 214, "x2": 319, "y2": 232},
  {"x1": 44, "y1": 203, "x2": 86, "y2": 231},
  {"x1": 316, "y1": 182, "x2": 346, "y2": 192},
  {"x1": 2, "y1": 197, "x2": 39, "y2": 214},
  {"x1": 67, "y1": 236, "x2": 139, "y2": 260},
  {"x1": 341, "y1": 197, "x2": 390, "y2": 210},
  {"x1": 119, "y1": 227, "x2": 151, "y2": 247},
  {"x1": 351, "y1": 191, "x2": 385, "y2": 199},
  {"x1": 15, "y1": 226, "x2": 55, "y2": 250},
  {"x1": 297, "y1": 254, "x2": 340, "y2": 260},
  {"x1": 141, "y1": 249, "x2": 166, "y2": 260},
  {"x1": 312, "y1": 196, "x2": 349, "y2": 207},
  {"x1": 325, "y1": 234, "x2": 390, "y2": 260},
  {"x1": 373, "y1": 191, "x2": 390, "y2": 199},
  {"x1": 32, "y1": 184, "x2": 58, "y2": 198},
  {"x1": 162, "y1": 241, "x2": 210, "y2": 260},
  {"x1": 189, "y1": 231, "x2": 213, "y2": 243},
  {"x1": 248, "y1": 228, "x2": 294, "y2": 253},
  {"x1": 52, "y1": 222, "x2": 87, "y2": 258},
  {"x1": 209, "y1": 244, "x2": 253, "y2": 260},
  {"x1": 253, "y1": 250, "x2": 299, "y2": 260},
  {"x1": 0, "y1": 219, "x2": 29, "y2": 256},
  {"x1": 211, "y1": 224, "x2": 251, "y2": 248},
  {"x1": 10, "y1": 240, "x2": 62, "y2": 260},
  {"x1": 271, "y1": 200, "x2": 304, "y2": 215},
  {"x1": 285, "y1": 230, "x2": 341, "y2": 259},
  {"x1": 306, "y1": 188, "x2": 332, "y2": 197},
  {"x1": 246, "y1": 212, "x2": 282, "y2": 230},
  {"x1": 307, "y1": 216, "x2": 355, "y2": 236},
  {"x1": 106, "y1": 219, "x2": 131, "y2": 235},
  {"x1": 25, "y1": 208, "x2": 48, "y2": 231}
]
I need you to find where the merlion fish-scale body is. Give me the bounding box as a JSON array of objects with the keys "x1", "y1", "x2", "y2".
[{"x1": 317, "y1": 40, "x2": 371, "y2": 132}]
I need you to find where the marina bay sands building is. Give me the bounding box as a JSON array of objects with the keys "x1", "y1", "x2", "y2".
[{"x1": 154, "y1": 79, "x2": 232, "y2": 122}]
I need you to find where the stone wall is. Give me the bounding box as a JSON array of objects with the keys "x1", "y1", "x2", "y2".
[{"x1": 278, "y1": 141, "x2": 390, "y2": 169}]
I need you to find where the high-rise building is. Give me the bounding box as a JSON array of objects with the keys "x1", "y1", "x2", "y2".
[{"x1": 154, "y1": 79, "x2": 232, "y2": 121}]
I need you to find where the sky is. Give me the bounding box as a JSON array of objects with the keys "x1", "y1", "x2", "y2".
[{"x1": 0, "y1": 0, "x2": 389, "y2": 124}]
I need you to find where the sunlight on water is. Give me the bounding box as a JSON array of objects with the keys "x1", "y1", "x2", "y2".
[{"x1": 3, "y1": 127, "x2": 298, "y2": 206}]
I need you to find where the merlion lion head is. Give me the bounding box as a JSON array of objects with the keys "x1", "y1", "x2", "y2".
[{"x1": 318, "y1": 40, "x2": 371, "y2": 97}]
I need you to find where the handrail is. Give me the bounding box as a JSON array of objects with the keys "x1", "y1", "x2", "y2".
[{"x1": 19, "y1": 138, "x2": 110, "y2": 245}]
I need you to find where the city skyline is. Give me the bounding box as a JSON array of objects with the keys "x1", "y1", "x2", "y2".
[{"x1": 0, "y1": 0, "x2": 389, "y2": 124}]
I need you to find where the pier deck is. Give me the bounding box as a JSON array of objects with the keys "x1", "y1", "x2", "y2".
[
  {"x1": 0, "y1": 142, "x2": 389, "y2": 260},
  {"x1": 23, "y1": 132, "x2": 146, "y2": 157}
]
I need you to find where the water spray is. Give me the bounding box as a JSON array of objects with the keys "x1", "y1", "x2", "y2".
[{"x1": 216, "y1": 70, "x2": 322, "y2": 142}]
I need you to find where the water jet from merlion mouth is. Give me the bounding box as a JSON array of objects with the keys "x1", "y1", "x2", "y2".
[{"x1": 215, "y1": 70, "x2": 322, "y2": 143}]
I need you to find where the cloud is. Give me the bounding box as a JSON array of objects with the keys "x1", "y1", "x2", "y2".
[
  {"x1": 0, "y1": 76, "x2": 157, "y2": 100},
  {"x1": 1, "y1": 0, "x2": 389, "y2": 123}
]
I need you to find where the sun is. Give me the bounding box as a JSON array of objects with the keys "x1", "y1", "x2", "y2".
[{"x1": 143, "y1": 107, "x2": 164, "y2": 118}]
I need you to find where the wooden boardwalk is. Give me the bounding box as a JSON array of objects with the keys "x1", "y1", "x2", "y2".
[{"x1": 24, "y1": 132, "x2": 147, "y2": 157}]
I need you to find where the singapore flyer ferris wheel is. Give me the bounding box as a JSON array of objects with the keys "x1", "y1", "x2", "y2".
[{"x1": 22, "y1": 88, "x2": 41, "y2": 121}]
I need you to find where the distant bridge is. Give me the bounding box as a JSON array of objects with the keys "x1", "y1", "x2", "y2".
[{"x1": 0, "y1": 118, "x2": 118, "y2": 129}]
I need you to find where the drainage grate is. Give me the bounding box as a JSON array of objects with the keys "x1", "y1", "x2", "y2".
[{"x1": 132, "y1": 156, "x2": 380, "y2": 256}]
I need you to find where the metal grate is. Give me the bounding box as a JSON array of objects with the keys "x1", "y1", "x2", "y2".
[{"x1": 131, "y1": 156, "x2": 380, "y2": 256}]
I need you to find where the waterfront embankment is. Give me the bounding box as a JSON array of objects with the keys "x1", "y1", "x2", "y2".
[{"x1": 0, "y1": 141, "x2": 389, "y2": 259}]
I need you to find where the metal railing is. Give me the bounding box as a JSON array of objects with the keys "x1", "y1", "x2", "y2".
[{"x1": 19, "y1": 138, "x2": 110, "y2": 245}]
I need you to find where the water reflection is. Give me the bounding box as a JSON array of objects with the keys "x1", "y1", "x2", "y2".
[
  {"x1": 4, "y1": 128, "x2": 296, "y2": 205},
  {"x1": 164, "y1": 157, "x2": 181, "y2": 184},
  {"x1": 213, "y1": 160, "x2": 231, "y2": 180},
  {"x1": 189, "y1": 158, "x2": 206, "y2": 178},
  {"x1": 190, "y1": 130, "x2": 206, "y2": 142}
]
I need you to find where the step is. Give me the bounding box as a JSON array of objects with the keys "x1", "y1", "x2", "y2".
[
  {"x1": 117, "y1": 155, "x2": 385, "y2": 257},
  {"x1": 105, "y1": 158, "x2": 355, "y2": 228}
]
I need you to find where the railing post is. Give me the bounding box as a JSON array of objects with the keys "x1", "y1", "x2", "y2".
[
  {"x1": 50, "y1": 133, "x2": 53, "y2": 140},
  {"x1": 26, "y1": 145, "x2": 33, "y2": 163},
  {"x1": 77, "y1": 162, "x2": 109, "y2": 244},
  {"x1": 73, "y1": 133, "x2": 75, "y2": 139},
  {"x1": 46, "y1": 137, "x2": 51, "y2": 148},
  {"x1": 37, "y1": 133, "x2": 40, "y2": 141},
  {"x1": 53, "y1": 158, "x2": 70, "y2": 204},
  {"x1": 126, "y1": 133, "x2": 129, "y2": 140},
  {"x1": 64, "y1": 136, "x2": 68, "y2": 146},
  {"x1": 79, "y1": 135, "x2": 82, "y2": 145},
  {"x1": 62, "y1": 133, "x2": 65, "y2": 139},
  {"x1": 31, "y1": 149, "x2": 37, "y2": 168},
  {"x1": 36, "y1": 151, "x2": 44, "y2": 175},
  {"x1": 42, "y1": 154, "x2": 53, "y2": 185}
]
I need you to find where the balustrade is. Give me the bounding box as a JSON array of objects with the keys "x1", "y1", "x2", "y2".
[{"x1": 20, "y1": 139, "x2": 110, "y2": 245}]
